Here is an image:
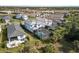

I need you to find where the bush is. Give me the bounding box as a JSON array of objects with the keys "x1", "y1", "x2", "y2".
[{"x1": 0, "y1": 41, "x2": 7, "y2": 48}]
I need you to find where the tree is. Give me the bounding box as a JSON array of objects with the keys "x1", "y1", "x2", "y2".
[
  {"x1": 21, "y1": 42, "x2": 40, "y2": 53},
  {"x1": 41, "y1": 43, "x2": 57, "y2": 53},
  {"x1": 64, "y1": 12, "x2": 79, "y2": 41},
  {"x1": 0, "y1": 42, "x2": 6, "y2": 48},
  {"x1": 41, "y1": 43, "x2": 54, "y2": 53},
  {"x1": 29, "y1": 46, "x2": 39, "y2": 53},
  {"x1": 73, "y1": 40, "x2": 79, "y2": 52},
  {"x1": 51, "y1": 26, "x2": 66, "y2": 43}
]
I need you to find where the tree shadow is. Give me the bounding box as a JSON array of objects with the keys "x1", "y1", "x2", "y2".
[{"x1": 60, "y1": 25, "x2": 79, "y2": 52}]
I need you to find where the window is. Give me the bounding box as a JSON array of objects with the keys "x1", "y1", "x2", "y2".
[
  {"x1": 19, "y1": 35, "x2": 23, "y2": 38},
  {"x1": 30, "y1": 25, "x2": 33, "y2": 27},
  {"x1": 10, "y1": 37, "x2": 17, "y2": 41},
  {"x1": 18, "y1": 35, "x2": 25, "y2": 41},
  {"x1": 34, "y1": 24, "x2": 37, "y2": 27},
  {"x1": 38, "y1": 24, "x2": 40, "y2": 26}
]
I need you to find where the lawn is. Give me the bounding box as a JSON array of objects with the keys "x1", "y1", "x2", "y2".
[
  {"x1": 0, "y1": 15, "x2": 59, "y2": 53},
  {"x1": 28, "y1": 16, "x2": 36, "y2": 20},
  {"x1": 0, "y1": 32, "x2": 2, "y2": 43},
  {"x1": 11, "y1": 18, "x2": 23, "y2": 24}
]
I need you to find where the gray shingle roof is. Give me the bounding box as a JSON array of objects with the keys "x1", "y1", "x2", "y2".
[
  {"x1": 35, "y1": 28, "x2": 51, "y2": 39},
  {"x1": 7, "y1": 24, "x2": 25, "y2": 38},
  {"x1": 44, "y1": 13, "x2": 64, "y2": 20},
  {"x1": 3, "y1": 16, "x2": 10, "y2": 20},
  {"x1": 36, "y1": 28, "x2": 50, "y2": 35}
]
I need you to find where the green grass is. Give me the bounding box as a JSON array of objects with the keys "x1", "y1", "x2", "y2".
[
  {"x1": 28, "y1": 16, "x2": 36, "y2": 20},
  {"x1": 6, "y1": 44, "x2": 24, "y2": 53},
  {"x1": 10, "y1": 18, "x2": 23, "y2": 25},
  {"x1": 0, "y1": 44, "x2": 24, "y2": 53},
  {"x1": 0, "y1": 14, "x2": 46, "y2": 53},
  {"x1": 0, "y1": 32, "x2": 2, "y2": 43},
  {"x1": 0, "y1": 15, "x2": 64, "y2": 53}
]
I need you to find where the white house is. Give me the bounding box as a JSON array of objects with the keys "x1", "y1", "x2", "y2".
[
  {"x1": 2, "y1": 16, "x2": 10, "y2": 24},
  {"x1": 36, "y1": 17, "x2": 52, "y2": 26},
  {"x1": 16, "y1": 13, "x2": 22, "y2": 19},
  {"x1": 22, "y1": 14, "x2": 28, "y2": 21},
  {"x1": 24, "y1": 17, "x2": 53, "y2": 32},
  {"x1": 24, "y1": 20, "x2": 40, "y2": 32},
  {"x1": 7, "y1": 24, "x2": 26, "y2": 48},
  {"x1": 16, "y1": 14, "x2": 28, "y2": 21}
]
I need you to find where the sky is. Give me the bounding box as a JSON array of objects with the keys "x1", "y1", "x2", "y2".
[{"x1": 0, "y1": 0, "x2": 79, "y2": 7}]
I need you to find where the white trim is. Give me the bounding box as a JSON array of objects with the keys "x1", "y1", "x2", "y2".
[{"x1": 7, "y1": 40, "x2": 25, "y2": 48}]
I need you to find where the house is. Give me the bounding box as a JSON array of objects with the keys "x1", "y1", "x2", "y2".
[
  {"x1": 22, "y1": 14, "x2": 28, "y2": 21},
  {"x1": 43, "y1": 13, "x2": 65, "y2": 21},
  {"x1": 2, "y1": 16, "x2": 10, "y2": 23},
  {"x1": 7, "y1": 24, "x2": 26, "y2": 48},
  {"x1": 24, "y1": 17, "x2": 52, "y2": 32},
  {"x1": 48, "y1": 21, "x2": 58, "y2": 30},
  {"x1": 36, "y1": 17, "x2": 53, "y2": 27},
  {"x1": 16, "y1": 14, "x2": 28, "y2": 20},
  {"x1": 24, "y1": 20, "x2": 40, "y2": 32},
  {"x1": 16, "y1": 13, "x2": 22, "y2": 19},
  {"x1": 35, "y1": 28, "x2": 51, "y2": 40},
  {"x1": 42, "y1": 13, "x2": 66, "y2": 26},
  {"x1": 40, "y1": 13, "x2": 65, "y2": 20}
]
